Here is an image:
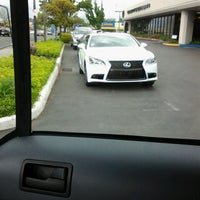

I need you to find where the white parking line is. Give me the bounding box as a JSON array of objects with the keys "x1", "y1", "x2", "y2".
[{"x1": 164, "y1": 101, "x2": 180, "y2": 111}]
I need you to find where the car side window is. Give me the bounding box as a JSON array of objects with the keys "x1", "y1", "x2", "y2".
[{"x1": 84, "y1": 35, "x2": 90, "y2": 48}]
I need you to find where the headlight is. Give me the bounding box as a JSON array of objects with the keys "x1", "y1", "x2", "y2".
[
  {"x1": 89, "y1": 57, "x2": 106, "y2": 65},
  {"x1": 145, "y1": 57, "x2": 157, "y2": 65},
  {"x1": 73, "y1": 38, "x2": 77, "y2": 42}
]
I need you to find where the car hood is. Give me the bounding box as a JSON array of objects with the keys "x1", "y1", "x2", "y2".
[
  {"x1": 74, "y1": 34, "x2": 84, "y2": 39},
  {"x1": 87, "y1": 47, "x2": 154, "y2": 61}
]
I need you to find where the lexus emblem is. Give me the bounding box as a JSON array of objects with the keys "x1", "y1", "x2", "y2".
[{"x1": 123, "y1": 62, "x2": 131, "y2": 68}]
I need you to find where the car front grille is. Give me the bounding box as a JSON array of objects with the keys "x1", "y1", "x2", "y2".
[{"x1": 106, "y1": 61, "x2": 146, "y2": 80}]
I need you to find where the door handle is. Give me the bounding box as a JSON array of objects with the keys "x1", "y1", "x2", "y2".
[
  {"x1": 25, "y1": 164, "x2": 66, "y2": 192},
  {"x1": 25, "y1": 177, "x2": 65, "y2": 192},
  {"x1": 20, "y1": 160, "x2": 73, "y2": 197}
]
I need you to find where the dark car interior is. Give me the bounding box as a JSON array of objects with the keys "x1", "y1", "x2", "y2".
[{"x1": 1, "y1": 0, "x2": 200, "y2": 199}]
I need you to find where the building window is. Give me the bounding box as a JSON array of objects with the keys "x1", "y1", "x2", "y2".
[
  {"x1": 130, "y1": 14, "x2": 180, "y2": 39},
  {"x1": 193, "y1": 12, "x2": 200, "y2": 41}
]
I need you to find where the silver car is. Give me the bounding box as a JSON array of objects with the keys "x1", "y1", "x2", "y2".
[{"x1": 71, "y1": 27, "x2": 93, "y2": 50}]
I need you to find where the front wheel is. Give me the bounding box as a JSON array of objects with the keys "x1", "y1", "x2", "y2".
[
  {"x1": 73, "y1": 46, "x2": 77, "y2": 50},
  {"x1": 86, "y1": 81, "x2": 92, "y2": 87},
  {"x1": 78, "y1": 53, "x2": 83, "y2": 74},
  {"x1": 79, "y1": 67, "x2": 83, "y2": 74},
  {"x1": 85, "y1": 72, "x2": 92, "y2": 87},
  {"x1": 143, "y1": 81, "x2": 155, "y2": 87},
  {"x1": 84, "y1": 65, "x2": 92, "y2": 87}
]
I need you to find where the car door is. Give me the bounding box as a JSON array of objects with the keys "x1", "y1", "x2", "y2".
[
  {"x1": 78, "y1": 35, "x2": 90, "y2": 72},
  {"x1": 1, "y1": 0, "x2": 200, "y2": 200}
]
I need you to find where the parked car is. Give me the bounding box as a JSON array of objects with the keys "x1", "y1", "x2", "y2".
[
  {"x1": 71, "y1": 27, "x2": 93, "y2": 50},
  {"x1": 92, "y1": 29, "x2": 103, "y2": 33},
  {"x1": 2, "y1": 1, "x2": 200, "y2": 200},
  {"x1": 36, "y1": 30, "x2": 44, "y2": 36},
  {"x1": 0, "y1": 27, "x2": 11, "y2": 36},
  {"x1": 78, "y1": 32, "x2": 157, "y2": 86}
]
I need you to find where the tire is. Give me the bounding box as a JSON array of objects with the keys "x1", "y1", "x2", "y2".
[
  {"x1": 78, "y1": 53, "x2": 83, "y2": 74},
  {"x1": 84, "y1": 65, "x2": 92, "y2": 87},
  {"x1": 79, "y1": 67, "x2": 83, "y2": 74},
  {"x1": 143, "y1": 81, "x2": 155, "y2": 87},
  {"x1": 86, "y1": 81, "x2": 92, "y2": 87}
]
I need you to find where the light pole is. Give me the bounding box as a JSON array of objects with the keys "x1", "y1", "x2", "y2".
[
  {"x1": 33, "y1": 0, "x2": 37, "y2": 42},
  {"x1": 115, "y1": 10, "x2": 122, "y2": 32}
]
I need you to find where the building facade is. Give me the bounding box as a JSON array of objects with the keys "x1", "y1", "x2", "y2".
[{"x1": 123, "y1": 0, "x2": 200, "y2": 44}]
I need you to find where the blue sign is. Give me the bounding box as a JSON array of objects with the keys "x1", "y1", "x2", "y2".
[{"x1": 51, "y1": 24, "x2": 55, "y2": 33}]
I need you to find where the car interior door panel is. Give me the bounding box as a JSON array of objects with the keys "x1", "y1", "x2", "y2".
[
  {"x1": 1, "y1": 133, "x2": 200, "y2": 199},
  {"x1": 1, "y1": 0, "x2": 200, "y2": 200}
]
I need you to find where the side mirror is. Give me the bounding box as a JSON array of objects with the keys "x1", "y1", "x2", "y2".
[
  {"x1": 141, "y1": 42, "x2": 147, "y2": 48},
  {"x1": 78, "y1": 43, "x2": 85, "y2": 49}
]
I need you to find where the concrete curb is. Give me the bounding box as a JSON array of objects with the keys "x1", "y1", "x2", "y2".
[
  {"x1": 135, "y1": 37, "x2": 200, "y2": 48},
  {"x1": 135, "y1": 36, "x2": 163, "y2": 43},
  {"x1": 163, "y1": 43, "x2": 179, "y2": 47},
  {"x1": 163, "y1": 43, "x2": 200, "y2": 48},
  {"x1": 0, "y1": 44, "x2": 65, "y2": 131},
  {"x1": 180, "y1": 44, "x2": 200, "y2": 48}
]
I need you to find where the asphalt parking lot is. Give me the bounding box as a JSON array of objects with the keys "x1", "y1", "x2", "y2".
[{"x1": 31, "y1": 41, "x2": 200, "y2": 139}]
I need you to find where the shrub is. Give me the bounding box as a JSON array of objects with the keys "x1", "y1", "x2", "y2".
[
  {"x1": 0, "y1": 55, "x2": 56, "y2": 117},
  {"x1": 31, "y1": 55, "x2": 55, "y2": 104},
  {"x1": 60, "y1": 33, "x2": 72, "y2": 43},
  {"x1": 131, "y1": 32, "x2": 178, "y2": 43},
  {"x1": 190, "y1": 40, "x2": 200, "y2": 44},
  {"x1": 0, "y1": 78, "x2": 15, "y2": 117},
  {"x1": 0, "y1": 78, "x2": 15, "y2": 98},
  {"x1": 34, "y1": 39, "x2": 63, "y2": 58},
  {"x1": 0, "y1": 56, "x2": 14, "y2": 79},
  {"x1": 0, "y1": 98, "x2": 15, "y2": 117},
  {"x1": 0, "y1": 56, "x2": 15, "y2": 117},
  {"x1": 30, "y1": 44, "x2": 37, "y2": 55}
]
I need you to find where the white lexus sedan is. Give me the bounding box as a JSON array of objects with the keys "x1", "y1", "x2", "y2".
[{"x1": 78, "y1": 33, "x2": 157, "y2": 87}]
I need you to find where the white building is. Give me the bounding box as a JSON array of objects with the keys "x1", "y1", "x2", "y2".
[{"x1": 123, "y1": 0, "x2": 200, "y2": 44}]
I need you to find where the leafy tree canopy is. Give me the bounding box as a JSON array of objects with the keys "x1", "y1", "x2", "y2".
[
  {"x1": 38, "y1": 0, "x2": 77, "y2": 29},
  {"x1": 77, "y1": 0, "x2": 104, "y2": 29},
  {"x1": 0, "y1": 7, "x2": 9, "y2": 27}
]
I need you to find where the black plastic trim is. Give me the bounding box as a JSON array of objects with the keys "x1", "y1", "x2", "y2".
[
  {"x1": 10, "y1": 0, "x2": 32, "y2": 136},
  {"x1": 32, "y1": 131, "x2": 200, "y2": 146}
]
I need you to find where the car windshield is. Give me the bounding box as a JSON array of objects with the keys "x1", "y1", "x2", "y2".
[
  {"x1": 89, "y1": 34, "x2": 139, "y2": 47},
  {"x1": 74, "y1": 28, "x2": 92, "y2": 34},
  {"x1": 0, "y1": 0, "x2": 200, "y2": 141}
]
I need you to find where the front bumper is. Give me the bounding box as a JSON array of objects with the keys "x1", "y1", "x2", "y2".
[{"x1": 86, "y1": 60, "x2": 158, "y2": 83}]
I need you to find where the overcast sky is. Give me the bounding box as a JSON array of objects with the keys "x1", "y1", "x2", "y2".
[
  {"x1": 96, "y1": 0, "x2": 142, "y2": 18},
  {"x1": 1, "y1": 0, "x2": 143, "y2": 19}
]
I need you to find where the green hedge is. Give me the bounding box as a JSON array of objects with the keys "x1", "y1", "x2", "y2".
[
  {"x1": 0, "y1": 56, "x2": 15, "y2": 117},
  {"x1": 0, "y1": 78, "x2": 15, "y2": 117},
  {"x1": 33, "y1": 39, "x2": 63, "y2": 58},
  {"x1": 132, "y1": 32, "x2": 178, "y2": 44},
  {"x1": 0, "y1": 39, "x2": 63, "y2": 118},
  {"x1": 60, "y1": 33, "x2": 72, "y2": 43},
  {"x1": 31, "y1": 55, "x2": 55, "y2": 104}
]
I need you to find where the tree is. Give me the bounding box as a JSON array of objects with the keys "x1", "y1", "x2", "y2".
[
  {"x1": 71, "y1": 15, "x2": 89, "y2": 27},
  {"x1": 0, "y1": 7, "x2": 9, "y2": 27},
  {"x1": 77, "y1": 0, "x2": 104, "y2": 29},
  {"x1": 38, "y1": 0, "x2": 77, "y2": 32}
]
